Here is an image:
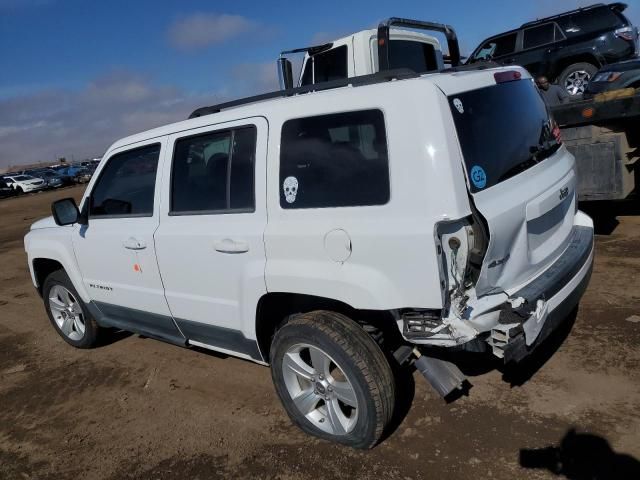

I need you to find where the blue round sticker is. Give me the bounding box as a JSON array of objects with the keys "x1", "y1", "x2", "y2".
[{"x1": 470, "y1": 165, "x2": 487, "y2": 189}]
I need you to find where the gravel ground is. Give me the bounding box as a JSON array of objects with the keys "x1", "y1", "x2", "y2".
[{"x1": 1, "y1": 186, "x2": 639, "y2": 479}]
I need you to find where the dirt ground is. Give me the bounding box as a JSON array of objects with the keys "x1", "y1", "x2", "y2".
[{"x1": 0, "y1": 186, "x2": 639, "y2": 479}]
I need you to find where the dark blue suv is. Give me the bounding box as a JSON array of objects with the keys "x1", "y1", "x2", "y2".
[{"x1": 469, "y1": 3, "x2": 639, "y2": 96}]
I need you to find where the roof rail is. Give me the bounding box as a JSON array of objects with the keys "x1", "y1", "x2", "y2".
[
  {"x1": 189, "y1": 68, "x2": 419, "y2": 119},
  {"x1": 519, "y1": 3, "x2": 620, "y2": 28}
]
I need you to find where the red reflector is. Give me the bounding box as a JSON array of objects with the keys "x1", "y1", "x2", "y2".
[{"x1": 494, "y1": 70, "x2": 522, "y2": 83}]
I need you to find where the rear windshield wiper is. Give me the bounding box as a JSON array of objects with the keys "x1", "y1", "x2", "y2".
[{"x1": 497, "y1": 141, "x2": 560, "y2": 183}]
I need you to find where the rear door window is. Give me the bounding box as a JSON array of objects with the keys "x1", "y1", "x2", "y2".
[
  {"x1": 280, "y1": 109, "x2": 389, "y2": 208},
  {"x1": 523, "y1": 23, "x2": 558, "y2": 49},
  {"x1": 170, "y1": 126, "x2": 256, "y2": 214},
  {"x1": 90, "y1": 144, "x2": 160, "y2": 217}
]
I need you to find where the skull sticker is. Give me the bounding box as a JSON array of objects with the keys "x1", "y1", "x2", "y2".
[
  {"x1": 453, "y1": 98, "x2": 464, "y2": 114},
  {"x1": 283, "y1": 176, "x2": 299, "y2": 204}
]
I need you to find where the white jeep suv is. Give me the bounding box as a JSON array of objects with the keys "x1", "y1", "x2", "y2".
[{"x1": 24, "y1": 66, "x2": 594, "y2": 449}]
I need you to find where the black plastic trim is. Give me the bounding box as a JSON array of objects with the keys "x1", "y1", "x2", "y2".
[
  {"x1": 88, "y1": 301, "x2": 263, "y2": 361},
  {"x1": 174, "y1": 318, "x2": 262, "y2": 361},
  {"x1": 89, "y1": 301, "x2": 186, "y2": 346}
]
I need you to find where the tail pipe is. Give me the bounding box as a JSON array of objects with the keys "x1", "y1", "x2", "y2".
[{"x1": 413, "y1": 348, "x2": 467, "y2": 398}]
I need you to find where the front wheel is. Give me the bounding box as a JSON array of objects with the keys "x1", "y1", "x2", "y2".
[
  {"x1": 42, "y1": 269, "x2": 101, "y2": 348},
  {"x1": 558, "y1": 62, "x2": 598, "y2": 96},
  {"x1": 270, "y1": 310, "x2": 395, "y2": 449}
]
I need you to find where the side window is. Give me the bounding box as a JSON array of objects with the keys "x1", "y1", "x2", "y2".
[
  {"x1": 473, "y1": 32, "x2": 518, "y2": 60},
  {"x1": 389, "y1": 40, "x2": 438, "y2": 73},
  {"x1": 90, "y1": 144, "x2": 160, "y2": 218},
  {"x1": 170, "y1": 126, "x2": 256, "y2": 214},
  {"x1": 280, "y1": 109, "x2": 389, "y2": 209},
  {"x1": 567, "y1": 8, "x2": 623, "y2": 35},
  {"x1": 300, "y1": 45, "x2": 348, "y2": 86},
  {"x1": 523, "y1": 23, "x2": 556, "y2": 49}
]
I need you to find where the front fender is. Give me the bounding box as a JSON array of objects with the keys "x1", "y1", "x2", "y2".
[{"x1": 24, "y1": 226, "x2": 90, "y2": 303}]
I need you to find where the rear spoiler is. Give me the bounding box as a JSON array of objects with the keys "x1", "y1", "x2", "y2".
[{"x1": 377, "y1": 18, "x2": 461, "y2": 70}]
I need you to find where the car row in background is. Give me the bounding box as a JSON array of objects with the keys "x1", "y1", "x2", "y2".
[
  {"x1": 0, "y1": 175, "x2": 47, "y2": 195},
  {"x1": 0, "y1": 161, "x2": 98, "y2": 198}
]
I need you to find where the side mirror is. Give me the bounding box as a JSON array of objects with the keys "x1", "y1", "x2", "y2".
[
  {"x1": 51, "y1": 198, "x2": 82, "y2": 226},
  {"x1": 277, "y1": 57, "x2": 294, "y2": 90}
]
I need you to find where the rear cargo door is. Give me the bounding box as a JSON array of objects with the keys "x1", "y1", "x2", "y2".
[{"x1": 437, "y1": 74, "x2": 577, "y2": 296}]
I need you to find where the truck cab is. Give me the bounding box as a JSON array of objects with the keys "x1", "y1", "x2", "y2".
[{"x1": 277, "y1": 18, "x2": 461, "y2": 89}]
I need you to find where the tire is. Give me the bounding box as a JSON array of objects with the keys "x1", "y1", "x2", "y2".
[
  {"x1": 270, "y1": 310, "x2": 395, "y2": 449},
  {"x1": 42, "y1": 269, "x2": 100, "y2": 348},
  {"x1": 558, "y1": 62, "x2": 598, "y2": 96}
]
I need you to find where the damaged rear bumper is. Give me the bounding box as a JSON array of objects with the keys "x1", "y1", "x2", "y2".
[
  {"x1": 490, "y1": 223, "x2": 593, "y2": 361},
  {"x1": 404, "y1": 212, "x2": 594, "y2": 362}
]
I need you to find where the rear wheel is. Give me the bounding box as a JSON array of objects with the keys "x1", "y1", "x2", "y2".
[
  {"x1": 270, "y1": 310, "x2": 395, "y2": 449},
  {"x1": 558, "y1": 62, "x2": 598, "y2": 96},
  {"x1": 43, "y1": 269, "x2": 100, "y2": 348}
]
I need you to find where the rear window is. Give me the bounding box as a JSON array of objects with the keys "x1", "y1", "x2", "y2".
[
  {"x1": 300, "y1": 46, "x2": 348, "y2": 86},
  {"x1": 557, "y1": 7, "x2": 624, "y2": 35},
  {"x1": 449, "y1": 80, "x2": 561, "y2": 193},
  {"x1": 280, "y1": 110, "x2": 389, "y2": 208},
  {"x1": 388, "y1": 40, "x2": 438, "y2": 73}
]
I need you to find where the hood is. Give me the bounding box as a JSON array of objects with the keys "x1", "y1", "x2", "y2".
[
  {"x1": 30, "y1": 216, "x2": 57, "y2": 230},
  {"x1": 599, "y1": 59, "x2": 640, "y2": 73}
]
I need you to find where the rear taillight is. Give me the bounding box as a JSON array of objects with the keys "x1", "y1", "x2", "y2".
[
  {"x1": 494, "y1": 70, "x2": 522, "y2": 83},
  {"x1": 615, "y1": 26, "x2": 637, "y2": 42},
  {"x1": 551, "y1": 120, "x2": 562, "y2": 144}
]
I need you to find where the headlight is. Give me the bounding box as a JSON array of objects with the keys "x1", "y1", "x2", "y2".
[{"x1": 593, "y1": 72, "x2": 622, "y2": 83}]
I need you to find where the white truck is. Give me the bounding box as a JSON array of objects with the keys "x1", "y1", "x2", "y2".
[
  {"x1": 276, "y1": 18, "x2": 462, "y2": 90},
  {"x1": 25, "y1": 21, "x2": 594, "y2": 449}
]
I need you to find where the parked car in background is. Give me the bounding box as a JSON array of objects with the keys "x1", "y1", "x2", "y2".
[
  {"x1": 584, "y1": 58, "x2": 640, "y2": 96},
  {"x1": 57, "y1": 165, "x2": 92, "y2": 183},
  {"x1": 3, "y1": 174, "x2": 45, "y2": 194},
  {"x1": 30, "y1": 170, "x2": 66, "y2": 189},
  {"x1": 468, "y1": 2, "x2": 639, "y2": 95},
  {"x1": 0, "y1": 178, "x2": 15, "y2": 198},
  {"x1": 74, "y1": 168, "x2": 93, "y2": 183}
]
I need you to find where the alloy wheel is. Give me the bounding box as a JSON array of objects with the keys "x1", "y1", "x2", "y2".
[
  {"x1": 281, "y1": 343, "x2": 359, "y2": 435},
  {"x1": 48, "y1": 285, "x2": 85, "y2": 341},
  {"x1": 564, "y1": 70, "x2": 591, "y2": 95}
]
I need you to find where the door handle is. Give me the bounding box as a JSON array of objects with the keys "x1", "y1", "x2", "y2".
[
  {"x1": 214, "y1": 239, "x2": 249, "y2": 254},
  {"x1": 123, "y1": 237, "x2": 146, "y2": 250}
]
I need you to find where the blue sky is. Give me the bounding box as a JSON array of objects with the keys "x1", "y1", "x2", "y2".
[{"x1": 1, "y1": 0, "x2": 639, "y2": 167}]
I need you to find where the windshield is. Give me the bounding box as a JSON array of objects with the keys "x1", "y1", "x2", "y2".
[{"x1": 449, "y1": 79, "x2": 561, "y2": 193}]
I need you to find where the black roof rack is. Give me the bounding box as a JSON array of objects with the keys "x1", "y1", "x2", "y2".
[
  {"x1": 279, "y1": 42, "x2": 333, "y2": 56},
  {"x1": 189, "y1": 68, "x2": 419, "y2": 119},
  {"x1": 520, "y1": 3, "x2": 626, "y2": 28}
]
